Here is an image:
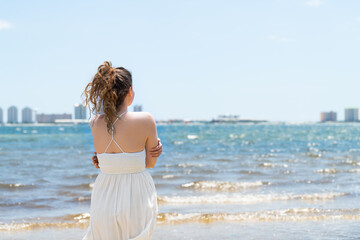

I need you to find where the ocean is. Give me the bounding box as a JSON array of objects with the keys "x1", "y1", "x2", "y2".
[{"x1": 1, "y1": 122, "x2": 360, "y2": 239}]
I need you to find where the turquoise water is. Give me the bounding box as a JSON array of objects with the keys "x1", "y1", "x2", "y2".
[{"x1": 1, "y1": 123, "x2": 360, "y2": 238}]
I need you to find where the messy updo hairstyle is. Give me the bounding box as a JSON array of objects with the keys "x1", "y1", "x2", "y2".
[{"x1": 82, "y1": 61, "x2": 132, "y2": 134}]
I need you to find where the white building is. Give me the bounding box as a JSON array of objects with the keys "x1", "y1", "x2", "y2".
[
  {"x1": 74, "y1": 103, "x2": 87, "y2": 119},
  {"x1": 8, "y1": 106, "x2": 18, "y2": 124},
  {"x1": 0, "y1": 107, "x2": 3, "y2": 124},
  {"x1": 133, "y1": 105, "x2": 143, "y2": 112},
  {"x1": 22, "y1": 107, "x2": 33, "y2": 123},
  {"x1": 345, "y1": 108, "x2": 359, "y2": 122},
  {"x1": 36, "y1": 113, "x2": 72, "y2": 123}
]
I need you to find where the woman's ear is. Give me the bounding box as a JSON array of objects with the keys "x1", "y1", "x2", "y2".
[{"x1": 129, "y1": 87, "x2": 133, "y2": 97}]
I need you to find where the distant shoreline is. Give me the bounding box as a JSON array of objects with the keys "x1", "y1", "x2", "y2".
[{"x1": 1, "y1": 120, "x2": 360, "y2": 126}]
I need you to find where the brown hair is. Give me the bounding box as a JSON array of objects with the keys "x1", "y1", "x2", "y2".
[{"x1": 82, "y1": 61, "x2": 132, "y2": 134}]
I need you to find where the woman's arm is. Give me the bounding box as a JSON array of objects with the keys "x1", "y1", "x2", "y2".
[{"x1": 145, "y1": 113, "x2": 159, "y2": 168}]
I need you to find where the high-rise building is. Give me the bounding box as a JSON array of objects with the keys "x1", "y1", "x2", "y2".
[
  {"x1": 7, "y1": 106, "x2": 18, "y2": 124},
  {"x1": 34, "y1": 109, "x2": 38, "y2": 124},
  {"x1": 74, "y1": 103, "x2": 87, "y2": 119},
  {"x1": 22, "y1": 107, "x2": 33, "y2": 123},
  {"x1": 345, "y1": 108, "x2": 359, "y2": 122},
  {"x1": 0, "y1": 107, "x2": 3, "y2": 124},
  {"x1": 320, "y1": 111, "x2": 337, "y2": 122},
  {"x1": 133, "y1": 105, "x2": 143, "y2": 112}
]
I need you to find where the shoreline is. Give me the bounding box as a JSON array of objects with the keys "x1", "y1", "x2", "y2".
[{"x1": 1, "y1": 220, "x2": 360, "y2": 240}]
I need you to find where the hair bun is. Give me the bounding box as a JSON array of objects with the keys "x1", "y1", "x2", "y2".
[{"x1": 97, "y1": 61, "x2": 115, "y2": 80}]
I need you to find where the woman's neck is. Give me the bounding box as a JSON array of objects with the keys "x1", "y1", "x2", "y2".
[{"x1": 116, "y1": 106, "x2": 127, "y2": 115}]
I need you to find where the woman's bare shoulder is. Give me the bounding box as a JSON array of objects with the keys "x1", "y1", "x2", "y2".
[
  {"x1": 128, "y1": 112, "x2": 156, "y2": 130},
  {"x1": 90, "y1": 113, "x2": 105, "y2": 128},
  {"x1": 129, "y1": 112, "x2": 155, "y2": 122}
]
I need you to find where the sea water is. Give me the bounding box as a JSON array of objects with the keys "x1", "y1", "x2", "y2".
[{"x1": 1, "y1": 123, "x2": 360, "y2": 239}]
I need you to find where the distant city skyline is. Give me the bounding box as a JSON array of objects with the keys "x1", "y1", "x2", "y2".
[
  {"x1": 1, "y1": 104, "x2": 83, "y2": 124},
  {"x1": 3, "y1": 104, "x2": 360, "y2": 124},
  {"x1": 1, "y1": 1, "x2": 360, "y2": 122},
  {"x1": 0, "y1": 104, "x2": 150, "y2": 124}
]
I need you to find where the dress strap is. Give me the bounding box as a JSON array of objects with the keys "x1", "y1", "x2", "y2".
[{"x1": 104, "y1": 110, "x2": 128, "y2": 153}]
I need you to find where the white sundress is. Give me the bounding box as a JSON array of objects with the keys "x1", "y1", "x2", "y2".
[{"x1": 83, "y1": 111, "x2": 158, "y2": 240}]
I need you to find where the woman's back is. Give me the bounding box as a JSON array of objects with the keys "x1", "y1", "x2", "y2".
[{"x1": 91, "y1": 111, "x2": 159, "y2": 168}]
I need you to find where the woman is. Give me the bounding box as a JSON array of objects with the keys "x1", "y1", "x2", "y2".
[{"x1": 82, "y1": 61, "x2": 162, "y2": 240}]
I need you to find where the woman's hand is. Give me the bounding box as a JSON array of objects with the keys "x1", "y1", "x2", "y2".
[
  {"x1": 150, "y1": 138, "x2": 163, "y2": 157},
  {"x1": 92, "y1": 152, "x2": 99, "y2": 168}
]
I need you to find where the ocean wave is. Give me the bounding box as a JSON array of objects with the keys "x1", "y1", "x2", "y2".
[
  {"x1": 0, "y1": 197, "x2": 57, "y2": 209},
  {"x1": 177, "y1": 163, "x2": 204, "y2": 168},
  {"x1": 157, "y1": 192, "x2": 347, "y2": 204},
  {"x1": 2, "y1": 208, "x2": 360, "y2": 231},
  {"x1": 62, "y1": 183, "x2": 93, "y2": 190},
  {"x1": 0, "y1": 202, "x2": 53, "y2": 209},
  {"x1": 162, "y1": 175, "x2": 176, "y2": 179},
  {"x1": 307, "y1": 152, "x2": 322, "y2": 158},
  {"x1": 187, "y1": 134, "x2": 199, "y2": 139},
  {"x1": 0, "y1": 213, "x2": 90, "y2": 232},
  {"x1": 156, "y1": 208, "x2": 360, "y2": 224},
  {"x1": 229, "y1": 133, "x2": 245, "y2": 139},
  {"x1": 181, "y1": 181, "x2": 267, "y2": 191},
  {"x1": 340, "y1": 160, "x2": 360, "y2": 166},
  {"x1": 316, "y1": 168, "x2": 339, "y2": 174},
  {"x1": 348, "y1": 168, "x2": 360, "y2": 173},
  {"x1": 64, "y1": 174, "x2": 98, "y2": 180},
  {"x1": 282, "y1": 170, "x2": 295, "y2": 174},
  {"x1": 258, "y1": 163, "x2": 288, "y2": 168},
  {"x1": 0, "y1": 183, "x2": 35, "y2": 189},
  {"x1": 238, "y1": 170, "x2": 265, "y2": 175},
  {"x1": 77, "y1": 196, "x2": 91, "y2": 202},
  {"x1": 213, "y1": 158, "x2": 233, "y2": 162}
]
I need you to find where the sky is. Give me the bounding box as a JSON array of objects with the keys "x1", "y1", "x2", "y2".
[{"x1": 1, "y1": 0, "x2": 360, "y2": 122}]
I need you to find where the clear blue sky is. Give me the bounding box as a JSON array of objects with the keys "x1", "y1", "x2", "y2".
[{"x1": 1, "y1": 0, "x2": 360, "y2": 122}]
